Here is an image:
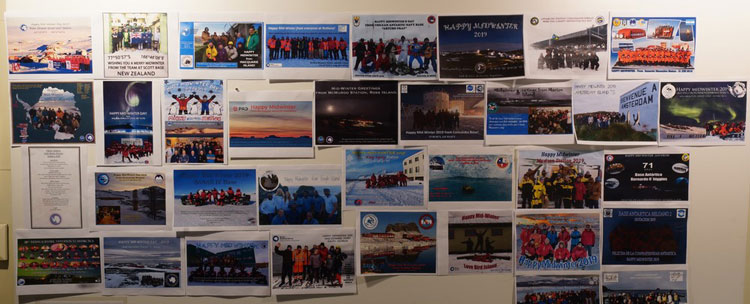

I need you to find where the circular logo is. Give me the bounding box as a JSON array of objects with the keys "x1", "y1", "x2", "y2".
[
  {"x1": 17, "y1": 278, "x2": 25, "y2": 286},
  {"x1": 272, "y1": 236, "x2": 280, "y2": 242},
  {"x1": 97, "y1": 174, "x2": 110, "y2": 185},
  {"x1": 474, "y1": 62, "x2": 487, "y2": 74},
  {"x1": 154, "y1": 174, "x2": 164, "y2": 184},
  {"x1": 354, "y1": 199, "x2": 363, "y2": 206},
  {"x1": 20, "y1": 24, "x2": 27, "y2": 31},
  {"x1": 661, "y1": 84, "x2": 676, "y2": 99},
  {"x1": 613, "y1": 18, "x2": 621, "y2": 27},
  {"x1": 259, "y1": 171, "x2": 279, "y2": 192},
  {"x1": 496, "y1": 157, "x2": 509, "y2": 169},
  {"x1": 362, "y1": 214, "x2": 378, "y2": 230},
  {"x1": 79, "y1": 135, "x2": 85, "y2": 141},
  {"x1": 605, "y1": 154, "x2": 614, "y2": 162},
  {"x1": 729, "y1": 82, "x2": 746, "y2": 98},
  {"x1": 476, "y1": 85, "x2": 484, "y2": 93},
  {"x1": 427, "y1": 16, "x2": 436, "y2": 24},
  {"x1": 419, "y1": 214, "x2": 435, "y2": 230},
  {"x1": 165, "y1": 273, "x2": 179, "y2": 287},
  {"x1": 605, "y1": 178, "x2": 620, "y2": 189},
  {"x1": 85, "y1": 133, "x2": 94, "y2": 142},
  {"x1": 326, "y1": 136, "x2": 334, "y2": 144},
  {"x1": 672, "y1": 163, "x2": 689, "y2": 174},
  {"x1": 317, "y1": 136, "x2": 324, "y2": 143},
  {"x1": 530, "y1": 17, "x2": 539, "y2": 25},
  {"x1": 49, "y1": 214, "x2": 62, "y2": 226},
  {"x1": 681, "y1": 153, "x2": 690, "y2": 162},
  {"x1": 466, "y1": 84, "x2": 474, "y2": 92},
  {"x1": 596, "y1": 16, "x2": 605, "y2": 25}
]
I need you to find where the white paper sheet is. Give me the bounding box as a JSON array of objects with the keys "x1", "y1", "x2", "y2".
[{"x1": 24, "y1": 146, "x2": 86, "y2": 229}]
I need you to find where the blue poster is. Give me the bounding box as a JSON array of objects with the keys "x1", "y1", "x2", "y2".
[
  {"x1": 102, "y1": 81, "x2": 155, "y2": 164},
  {"x1": 486, "y1": 85, "x2": 572, "y2": 136},
  {"x1": 174, "y1": 169, "x2": 257, "y2": 228},
  {"x1": 265, "y1": 24, "x2": 349, "y2": 68},
  {"x1": 603, "y1": 208, "x2": 688, "y2": 265},
  {"x1": 359, "y1": 211, "x2": 437, "y2": 275},
  {"x1": 180, "y1": 22, "x2": 263, "y2": 69}
]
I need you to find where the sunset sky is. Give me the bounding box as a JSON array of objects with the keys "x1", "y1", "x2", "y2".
[{"x1": 229, "y1": 101, "x2": 312, "y2": 138}]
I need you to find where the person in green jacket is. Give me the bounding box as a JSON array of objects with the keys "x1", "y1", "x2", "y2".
[{"x1": 247, "y1": 25, "x2": 260, "y2": 52}]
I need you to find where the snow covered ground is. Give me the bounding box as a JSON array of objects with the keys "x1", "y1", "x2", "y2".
[
  {"x1": 346, "y1": 181, "x2": 424, "y2": 207},
  {"x1": 105, "y1": 152, "x2": 155, "y2": 165},
  {"x1": 174, "y1": 204, "x2": 257, "y2": 227}
]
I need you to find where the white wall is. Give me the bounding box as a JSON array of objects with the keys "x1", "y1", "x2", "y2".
[{"x1": 5, "y1": 0, "x2": 750, "y2": 303}]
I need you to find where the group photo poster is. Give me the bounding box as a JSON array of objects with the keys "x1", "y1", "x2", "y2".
[
  {"x1": 485, "y1": 82, "x2": 574, "y2": 145},
  {"x1": 23, "y1": 146, "x2": 86, "y2": 229},
  {"x1": 175, "y1": 13, "x2": 264, "y2": 79},
  {"x1": 6, "y1": 13, "x2": 94, "y2": 79},
  {"x1": 438, "y1": 15, "x2": 524, "y2": 80},
  {"x1": 400, "y1": 83, "x2": 486, "y2": 145},
  {"x1": 516, "y1": 148, "x2": 603, "y2": 209},
  {"x1": 265, "y1": 14, "x2": 351, "y2": 80},
  {"x1": 10, "y1": 81, "x2": 95, "y2": 145},
  {"x1": 515, "y1": 211, "x2": 601, "y2": 272},
  {"x1": 270, "y1": 228, "x2": 356, "y2": 295},
  {"x1": 602, "y1": 270, "x2": 688, "y2": 303},
  {"x1": 603, "y1": 207, "x2": 688, "y2": 265},
  {"x1": 437, "y1": 210, "x2": 513, "y2": 275},
  {"x1": 344, "y1": 147, "x2": 427, "y2": 209},
  {"x1": 350, "y1": 14, "x2": 438, "y2": 80},
  {"x1": 573, "y1": 81, "x2": 659, "y2": 145},
  {"x1": 516, "y1": 274, "x2": 600, "y2": 304},
  {"x1": 358, "y1": 211, "x2": 437, "y2": 276},
  {"x1": 428, "y1": 146, "x2": 513, "y2": 208},
  {"x1": 603, "y1": 151, "x2": 690, "y2": 203},
  {"x1": 173, "y1": 167, "x2": 257, "y2": 230},
  {"x1": 524, "y1": 13, "x2": 608, "y2": 79},
  {"x1": 15, "y1": 230, "x2": 102, "y2": 295},
  {"x1": 183, "y1": 231, "x2": 270, "y2": 296},
  {"x1": 257, "y1": 165, "x2": 342, "y2": 228},
  {"x1": 102, "y1": 232, "x2": 184, "y2": 296},
  {"x1": 659, "y1": 81, "x2": 747, "y2": 146},
  {"x1": 609, "y1": 16, "x2": 696, "y2": 78},
  {"x1": 315, "y1": 81, "x2": 398, "y2": 146},
  {"x1": 89, "y1": 168, "x2": 169, "y2": 231},
  {"x1": 163, "y1": 79, "x2": 226, "y2": 165},
  {"x1": 95, "y1": 80, "x2": 160, "y2": 166},
  {"x1": 228, "y1": 90, "x2": 313, "y2": 158},
  {"x1": 103, "y1": 12, "x2": 168, "y2": 78}
]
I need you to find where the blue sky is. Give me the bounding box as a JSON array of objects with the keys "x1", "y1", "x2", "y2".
[
  {"x1": 345, "y1": 149, "x2": 421, "y2": 179},
  {"x1": 361, "y1": 212, "x2": 436, "y2": 237},
  {"x1": 174, "y1": 169, "x2": 256, "y2": 196}
]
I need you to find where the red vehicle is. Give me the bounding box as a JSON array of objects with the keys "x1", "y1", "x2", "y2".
[{"x1": 616, "y1": 28, "x2": 646, "y2": 39}]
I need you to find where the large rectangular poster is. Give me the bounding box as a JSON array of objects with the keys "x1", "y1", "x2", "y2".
[
  {"x1": 602, "y1": 270, "x2": 688, "y2": 304},
  {"x1": 603, "y1": 152, "x2": 690, "y2": 202},
  {"x1": 228, "y1": 91, "x2": 313, "y2": 158},
  {"x1": 358, "y1": 211, "x2": 437, "y2": 275},
  {"x1": 163, "y1": 79, "x2": 226, "y2": 164},
  {"x1": 270, "y1": 229, "x2": 356, "y2": 295},
  {"x1": 516, "y1": 149, "x2": 602, "y2": 209},
  {"x1": 516, "y1": 275, "x2": 600, "y2": 304},
  {"x1": 102, "y1": 234, "x2": 183, "y2": 295},
  {"x1": 485, "y1": 83, "x2": 574, "y2": 145},
  {"x1": 515, "y1": 211, "x2": 601, "y2": 271},
  {"x1": 659, "y1": 81, "x2": 747, "y2": 145},
  {"x1": 103, "y1": 13, "x2": 168, "y2": 78},
  {"x1": 438, "y1": 15, "x2": 524, "y2": 80},
  {"x1": 173, "y1": 168, "x2": 257, "y2": 230},
  {"x1": 524, "y1": 13, "x2": 608, "y2": 79},
  {"x1": 344, "y1": 147, "x2": 426, "y2": 208},
  {"x1": 573, "y1": 81, "x2": 659, "y2": 145},
  {"x1": 350, "y1": 14, "x2": 438, "y2": 80},
  {"x1": 27, "y1": 147, "x2": 83, "y2": 229},
  {"x1": 6, "y1": 14, "x2": 93, "y2": 78},
  {"x1": 92, "y1": 170, "x2": 168, "y2": 231},
  {"x1": 315, "y1": 81, "x2": 399, "y2": 146},
  {"x1": 438, "y1": 210, "x2": 513, "y2": 275},
  {"x1": 97, "y1": 80, "x2": 159, "y2": 165},
  {"x1": 609, "y1": 16, "x2": 696, "y2": 78},
  {"x1": 11, "y1": 81, "x2": 95, "y2": 145},
  {"x1": 603, "y1": 208, "x2": 688, "y2": 265}
]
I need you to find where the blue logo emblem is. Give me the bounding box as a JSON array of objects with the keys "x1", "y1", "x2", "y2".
[
  {"x1": 85, "y1": 133, "x2": 94, "y2": 142},
  {"x1": 317, "y1": 136, "x2": 324, "y2": 143},
  {"x1": 49, "y1": 214, "x2": 62, "y2": 225},
  {"x1": 20, "y1": 24, "x2": 27, "y2": 31},
  {"x1": 97, "y1": 174, "x2": 110, "y2": 185}
]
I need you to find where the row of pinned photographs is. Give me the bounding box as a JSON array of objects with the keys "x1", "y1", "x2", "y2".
[
  {"x1": 9, "y1": 80, "x2": 746, "y2": 151},
  {"x1": 15, "y1": 209, "x2": 689, "y2": 301},
  {"x1": 21, "y1": 145, "x2": 690, "y2": 230},
  {"x1": 6, "y1": 12, "x2": 695, "y2": 80}
]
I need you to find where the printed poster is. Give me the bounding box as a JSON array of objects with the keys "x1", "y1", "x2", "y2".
[
  {"x1": 97, "y1": 81, "x2": 159, "y2": 165},
  {"x1": 163, "y1": 79, "x2": 226, "y2": 164},
  {"x1": 603, "y1": 208, "x2": 688, "y2": 265},
  {"x1": 345, "y1": 148, "x2": 426, "y2": 208},
  {"x1": 6, "y1": 15, "x2": 93, "y2": 78},
  {"x1": 400, "y1": 83, "x2": 486, "y2": 145},
  {"x1": 173, "y1": 168, "x2": 257, "y2": 230},
  {"x1": 16, "y1": 231, "x2": 101, "y2": 295},
  {"x1": 102, "y1": 234, "x2": 183, "y2": 295},
  {"x1": 438, "y1": 210, "x2": 512, "y2": 275},
  {"x1": 228, "y1": 91, "x2": 313, "y2": 158},
  {"x1": 573, "y1": 81, "x2": 659, "y2": 145},
  {"x1": 265, "y1": 14, "x2": 350, "y2": 79},
  {"x1": 258, "y1": 165, "x2": 342, "y2": 227},
  {"x1": 350, "y1": 14, "x2": 438, "y2": 80},
  {"x1": 11, "y1": 81, "x2": 95, "y2": 145},
  {"x1": 103, "y1": 13, "x2": 168, "y2": 78},
  {"x1": 184, "y1": 232, "x2": 270, "y2": 296},
  {"x1": 516, "y1": 149, "x2": 603, "y2": 209},
  {"x1": 602, "y1": 270, "x2": 688, "y2": 304},
  {"x1": 176, "y1": 13, "x2": 264, "y2": 79},
  {"x1": 270, "y1": 229, "x2": 356, "y2": 295},
  {"x1": 659, "y1": 81, "x2": 747, "y2": 145},
  {"x1": 26, "y1": 147, "x2": 84, "y2": 229},
  {"x1": 358, "y1": 211, "x2": 437, "y2": 275},
  {"x1": 485, "y1": 83, "x2": 574, "y2": 145},
  {"x1": 438, "y1": 15, "x2": 524, "y2": 80},
  {"x1": 524, "y1": 13, "x2": 608, "y2": 79},
  {"x1": 516, "y1": 212, "x2": 601, "y2": 271},
  {"x1": 428, "y1": 146, "x2": 513, "y2": 207},
  {"x1": 92, "y1": 170, "x2": 167, "y2": 231},
  {"x1": 604, "y1": 152, "x2": 690, "y2": 202},
  {"x1": 610, "y1": 16, "x2": 696, "y2": 78},
  {"x1": 315, "y1": 81, "x2": 398, "y2": 146},
  {"x1": 516, "y1": 275, "x2": 600, "y2": 304}
]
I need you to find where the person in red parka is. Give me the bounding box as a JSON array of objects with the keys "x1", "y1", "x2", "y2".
[
  {"x1": 554, "y1": 242, "x2": 570, "y2": 262},
  {"x1": 558, "y1": 226, "x2": 571, "y2": 248},
  {"x1": 571, "y1": 242, "x2": 588, "y2": 261},
  {"x1": 536, "y1": 238, "x2": 554, "y2": 261},
  {"x1": 581, "y1": 224, "x2": 596, "y2": 256},
  {"x1": 520, "y1": 225, "x2": 532, "y2": 245},
  {"x1": 573, "y1": 176, "x2": 587, "y2": 208},
  {"x1": 522, "y1": 239, "x2": 537, "y2": 260}
]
